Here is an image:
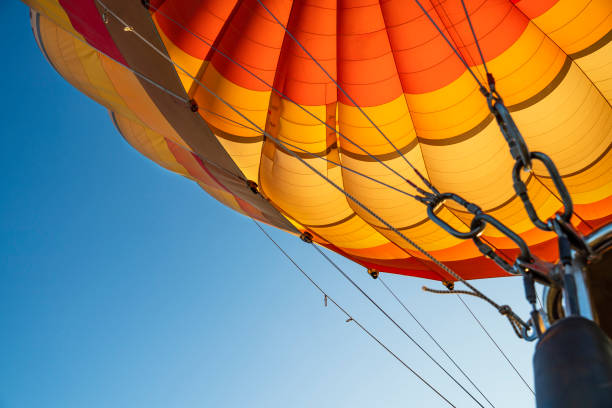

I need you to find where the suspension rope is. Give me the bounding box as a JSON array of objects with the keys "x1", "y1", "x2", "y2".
[
  {"x1": 311, "y1": 245, "x2": 488, "y2": 408},
  {"x1": 379, "y1": 276, "x2": 496, "y2": 408},
  {"x1": 458, "y1": 0, "x2": 490, "y2": 78},
  {"x1": 253, "y1": 220, "x2": 457, "y2": 407},
  {"x1": 455, "y1": 295, "x2": 535, "y2": 395},
  {"x1": 147, "y1": 2, "x2": 428, "y2": 195},
  {"x1": 408, "y1": 0, "x2": 488, "y2": 92},
  {"x1": 253, "y1": 0, "x2": 438, "y2": 194}
]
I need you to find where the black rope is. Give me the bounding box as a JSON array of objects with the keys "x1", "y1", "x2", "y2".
[
  {"x1": 253, "y1": 221, "x2": 457, "y2": 407},
  {"x1": 311, "y1": 245, "x2": 488, "y2": 408},
  {"x1": 409, "y1": 0, "x2": 488, "y2": 93},
  {"x1": 422, "y1": 287, "x2": 529, "y2": 331},
  {"x1": 379, "y1": 276, "x2": 496, "y2": 408},
  {"x1": 458, "y1": 0, "x2": 490, "y2": 79}
]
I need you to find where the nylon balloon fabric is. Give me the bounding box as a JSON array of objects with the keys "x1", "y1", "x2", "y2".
[{"x1": 25, "y1": 0, "x2": 612, "y2": 281}]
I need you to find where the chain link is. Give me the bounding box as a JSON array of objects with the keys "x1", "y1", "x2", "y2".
[
  {"x1": 513, "y1": 152, "x2": 573, "y2": 231},
  {"x1": 419, "y1": 73, "x2": 581, "y2": 341}
]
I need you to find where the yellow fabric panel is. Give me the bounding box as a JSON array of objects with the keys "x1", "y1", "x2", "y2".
[
  {"x1": 338, "y1": 96, "x2": 417, "y2": 157},
  {"x1": 115, "y1": 115, "x2": 182, "y2": 173},
  {"x1": 271, "y1": 97, "x2": 328, "y2": 151},
  {"x1": 155, "y1": 23, "x2": 202, "y2": 93},
  {"x1": 373, "y1": 209, "x2": 475, "y2": 259},
  {"x1": 259, "y1": 146, "x2": 391, "y2": 250},
  {"x1": 37, "y1": 12, "x2": 192, "y2": 152},
  {"x1": 25, "y1": 0, "x2": 83, "y2": 40},
  {"x1": 98, "y1": 56, "x2": 190, "y2": 150},
  {"x1": 215, "y1": 137, "x2": 262, "y2": 183},
  {"x1": 112, "y1": 112, "x2": 190, "y2": 178},
  {"x1": 533, "y1": 0, "x2": 611, "y2": 54},
  {"x1": 339, "y1": 152, "x2": 429, "y2": 228},
  {"x1": 193, "y1": 65, "x2": 268, "y2": 137},
  {"x1": 37, "y1": 15, "x2": 114, "y2": 109},
  {"x1": 404, "y1": 72, "x2": 488, "y2": 140},
  {"x1": 260, "y1": 146, "x2": 352, "y2": 226},
  {"x1": 491, "y1": 23, "x2": 566, "y2": 105},
  {"x1": 573, "y1": 40, "x2": 612, "y2": 102},
  {"x1": 512, "y1": 63, "x2": 612, "y2": 176},
  {"x1": 553, "y1": 147, "x2": 612, "y2": 205},
  {"x1": 419, "y1": 121, "x2": 516, "y2": 209},
  {"x1": 308, "y1": 216, "x2": 400, "y2": 253},
  {"x1": 70, "y1": 37, "x2": 130, "y2": 113}
]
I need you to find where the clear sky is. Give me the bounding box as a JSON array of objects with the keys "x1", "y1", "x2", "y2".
[{"x1": 2, "y1": 2, "x2": 538, "y2": 407}]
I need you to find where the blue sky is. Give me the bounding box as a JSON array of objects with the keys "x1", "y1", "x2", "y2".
[{"x1": 2, "y1": 2, "x2": 538, "y2": 407}]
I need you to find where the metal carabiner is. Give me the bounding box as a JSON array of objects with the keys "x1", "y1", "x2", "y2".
[
  {"x1": 512, "y1": 152, "x2": 573, "y2": 231},
  {"x1": 473, "y1": 212, "x2": 533, "y2": 263},
  {"x1": 489, "y1": 95, "x2": 532, "y2": 172},
  {"x1": 426, "y1": 193, "x2": 486, "y2": 239}
]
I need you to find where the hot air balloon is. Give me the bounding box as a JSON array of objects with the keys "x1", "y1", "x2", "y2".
[
  {"x1": 25, "y1": 0, "x2": 611, "y2": 283},
  {"x1": 20, "y1": 0, "x2": 612, "y2": 406}
]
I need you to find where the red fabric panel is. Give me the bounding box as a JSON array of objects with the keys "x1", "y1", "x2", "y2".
[{"x1": 59, "y1": 0, "x2": 126, "y2": 64}]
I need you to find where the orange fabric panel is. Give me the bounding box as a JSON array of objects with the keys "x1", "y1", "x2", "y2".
[
  {"x1": 336, "y1": 0, "x2": 403, "y2": 106},
  {"x1": 511, "y1": 0, "x2": 560, "y2": 19},
  {"x1": 209, "y1": 0, "x2": 292, "y2": 92},
  {"x1": 273, "y1": 0, "x2": 337, "y2": 106},
  {"x1": 382, "y1": 0, "x2": 528, "y2": 94},
  {"x1": 152, "y1": 0, "x2": 238, "y2": 60}
]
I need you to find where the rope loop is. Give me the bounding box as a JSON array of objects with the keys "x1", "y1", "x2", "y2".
[
  {"x1": 422, "y1": 285, "x2": 531, "y2": 340},
  {"x1": 512, "y1": 152, "x2": 573, "y2": 231}
]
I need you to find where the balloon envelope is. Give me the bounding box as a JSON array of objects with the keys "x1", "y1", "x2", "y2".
[{"x1": 25, "y1": 0, "x2": 612, "y2": 280}]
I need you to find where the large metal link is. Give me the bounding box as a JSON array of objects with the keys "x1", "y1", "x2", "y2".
[
  {"x1": 419, "y1": 74, "x2": 577, "y2": 342},
  {"x1": 512, "y1": 152, "x2": 573, "y2": 231},
  {"x1": 426, "y1": 193, "x2": 485, "y2": 239},
  {"x1": 425, "y1": 192, "x2": 538, "y2": 277},
  {"x1": 470, "y1": 213, "x2": 532, "y2": 275}
]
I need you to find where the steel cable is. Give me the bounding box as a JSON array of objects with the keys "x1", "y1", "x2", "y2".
[
  {"x1": 379, "y1": 276, "x2": 496, "y2": 408},
  {"x1": 312, "y1": 245, "x2": 487, "y2": 408},
  {"x1": 253, "y1": 220, "x2": 458, "y2": 407}
]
